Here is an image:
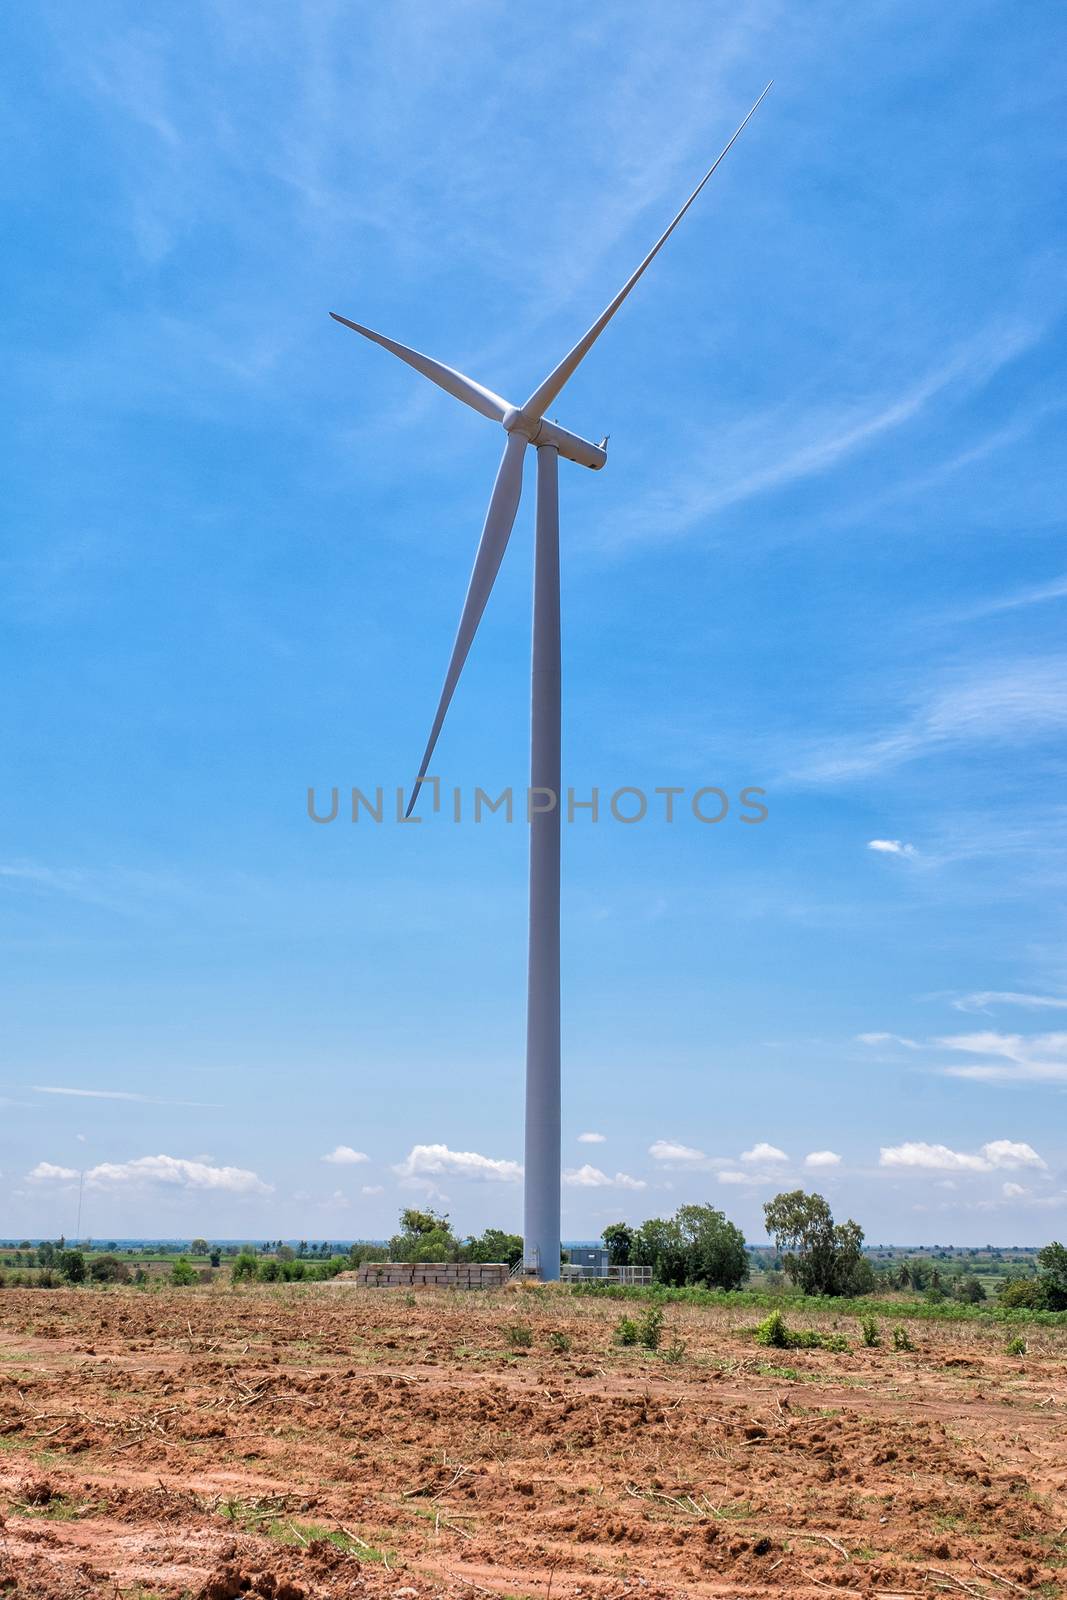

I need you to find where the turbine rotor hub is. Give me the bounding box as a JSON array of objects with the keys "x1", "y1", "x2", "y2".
[{"x1": 502, "y1": 406, "x2": 541, "y2": 440}]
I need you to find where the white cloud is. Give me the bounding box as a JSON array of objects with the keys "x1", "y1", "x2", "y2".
[
  {"x1": 85, "y1": 1154, "x2": 271, "y2": 1193},
  {"x1": 856, "y1": 1031, "x2": 921, "y2": 1049},
  {"x1": 936, "y1": 1030, "x2": 1067, "y2": 1085},
  {"x1": 741, "y1": 1142, "x2": 788, "y2": 1163},
  {"x1": 564, "y1": 1164, "x2": 646, "y2": 1190},
  {"x1": 1002, "y1": 1182, "x2": 1026, "y2": 1199},
  {"x1": 804, "y1": 1150, "x2": 841, "y2": 1168},
  {"x1": 867, "y1": 839, "x2": 916, "y2": 857},
  {"x1": 879, "y1": 1140, "x2": 1045, "y2": 1173},
  {"x1": 393, "y1": 1143, "x2": 522, "y2": 1183},
  {"x1": 28, "y1": 1161, "x2": 78, "y2": 1181},
  {"x1": 649, "y1": 1139, "x2": 705, "y2": 1162},
  {"x1": 361, "y1": 1184, "x2": 384, "y2": 1195},
  {"x1": 577, "y1": 1131, "x2": 606, "y2": 1144},
  {"x1": 718, "y1": 1170, "x2": 750, "y2": 1185},
  {"x1": 951, "y1": 992, "x2": 1067, "y2": 1014},
  {"x1": 320, "y1": 1145, "x2": 368, "y2": 1166}
]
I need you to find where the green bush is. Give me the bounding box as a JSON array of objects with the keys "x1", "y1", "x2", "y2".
[
  {"x1": 231, "y1": 1252, "x2": 259, "y2": 1282},
  {"x1": 170, "y1": 1257, "x2": 196, "y2": 1287},
  {"x1": 664, "y1": 1336, "x2": 687, "y2": 1364},
  {"x1": 614, "y1": 1315, "x2": 640, "y2": 1346},
  {"x1": 1005, "y1": 1335, "x2": 1027, "y2": 1356},
  {"x1": 754, "y1": 1310, "x2": 848, "y2": 1352},
  {"x1": 505, "y1": 1323, "x2": 533, "y2": 1349},
  {"x1": 754, "y1": 1310, "x2": 790, "y2": 1348},
  {"x1": 548, "y1": 1330, "x2": 571, "y2": 1353},
  {"x1": 639, "y1": 1303, "x2": 664, "y2": 1350},
  {"x1": 860, "y1": 1314, "x2": 881, "y2": 1347},
  {"x1": 891, "y1": 1325, "x2": 914, "y2": 1351}
]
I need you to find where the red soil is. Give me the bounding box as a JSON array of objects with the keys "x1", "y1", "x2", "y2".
[{"x1": 1, "y1": 1286, "x2": 1064, "y2": 1597}]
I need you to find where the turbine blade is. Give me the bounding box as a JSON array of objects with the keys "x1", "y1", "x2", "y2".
[
  {"x1": 406, "y1": 430, "x2": 528, "y2": 815},
  {"x1": 522, "y1": 83, "x2": 772, "y2": 419},
  {"x1": 330, "y1": 312, "x2": 509, "y2": 422}
]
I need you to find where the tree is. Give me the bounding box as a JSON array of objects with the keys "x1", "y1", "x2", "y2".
[
  {"x1": 89, "y1": 1254, "x2": 130, "y2": 1284},
  {"x1": 277, "y1": 1244, "x2": 296, "y2": 1263},
  {"x1": 190, "y1": 1238, "x2": 209, "y2": 1257},
  {"x1": 390, "y1": 1208, "x2": 459, "y2": 1263},
  {"x1": 762, "y1": 1191, "x2": 873, "y2": 1298},
  {"x1": 998, "y1": 1277, "x2": 1046, "y2": 1309},
  {"x1": 463, "y1": 1228, "x2": 523, "y2": 1268},
  {"x1": 1036, "y1": 1242, "x2": 1067, "y2": 1311},
  {"x1": 631, "y1": 1205, "x2": 748, "y2": 1290},
  {"x1": 954, "y1": 1275, "x2": 986, "y2": 1304},
  {"x1": 601, "y1": 1223, "x2": 634, "y2": 1266},
  {"x1": 59, "y1": 1249, "x2": 86, "y2": 1284}
]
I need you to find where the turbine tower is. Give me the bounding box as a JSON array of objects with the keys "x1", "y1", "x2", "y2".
[{"x1": 332, "y1": 87, "x2": 770, "y2": 1279}]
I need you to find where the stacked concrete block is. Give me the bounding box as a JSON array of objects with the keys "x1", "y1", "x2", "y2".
[{"x1": 355, "y1": 1261, "x2": 508, "y2": 1290}]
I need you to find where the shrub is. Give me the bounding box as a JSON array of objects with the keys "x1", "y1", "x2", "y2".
[
  {"x1": 664, "y1": 1336, "x2": 687, "y2": 1364},
  {"x1": 754, "y1": 1310, "x2": 790, "y2": 1348},
  {"x1": 891, "y1": 1325, "x2": 914, "y2": 1352},
  {"x1": 639, "y1": 1303, "x2": 665, "y2": 1351},
  {"x1": 860, "y1": 1314, "x2": 881, "y2": 1347},
  {"x1": 231, "y1": 1252, "x2": 259, "y2": 1283},
  {"x1": 548, "y1": 1330, "x2": 571, "y2": 1353},
  {"x1": 754, "y1": 1310, "x2": 848, "y2": 1352},
  {"x1": 505, "y1": 1323, "x2": 533, "y2": 1349},
  {"x1": 997, "y1": 1277, "x2": 1047, "y2": 1310},
  {"x1": 1005, "y1": 1335, "x2": 1027, "y2": 1356},
  {"x1": 170, "y1": 1258, "x2": 196, "y2": 1287},
  {"x1": 614, "y1": 1315, "x2": 640, "y2": 1346}
]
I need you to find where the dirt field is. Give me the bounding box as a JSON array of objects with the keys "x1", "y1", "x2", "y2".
[{"x1": 1, "y1": 1286, "x2": 1064, "y2": 1598}]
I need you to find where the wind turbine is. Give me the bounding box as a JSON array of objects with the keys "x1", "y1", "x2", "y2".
[{"x1": 332, "y1": 86, "x2": 771, "y2": 1280}]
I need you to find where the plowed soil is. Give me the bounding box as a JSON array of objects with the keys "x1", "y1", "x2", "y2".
[{"x1": 1, "y1": 1285, "x2": 1064, "y2": 1598}]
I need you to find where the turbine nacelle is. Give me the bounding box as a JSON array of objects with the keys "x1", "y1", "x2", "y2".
[{"x1": 503, "y1": 407, "x2": 606, "y2": 470}]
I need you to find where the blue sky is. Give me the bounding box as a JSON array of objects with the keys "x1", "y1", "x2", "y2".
[{"x1": 2, "y1": 2, "x2": 1065, "y2": 1246}]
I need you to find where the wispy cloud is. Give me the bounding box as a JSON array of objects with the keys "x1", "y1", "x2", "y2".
[
  {"x1": 948, "y1": 573, "x2": 1067, "y2": 624},
  {"x1": 936, "y1": 1031, "x2": 1067, "y2": 1085},
  {"x1": 867, "y1": 839, "x2": 916, "y2": 858},
  {"x1": 604, "y1": 320, "x2": 1041, "y2": 550},
  {"x1": 787, "y1": 657, "x2": 1067, "y2": 785},
  {"x1": 577, "y1": 1131, "x2": 606, "y2": 1144},
  {"x1": 951, "y1": 991, "x2": 1067, "y2": 1014},
  {"x1": 32, "y1": 1085, "x2": 221, "y2": 1108}
]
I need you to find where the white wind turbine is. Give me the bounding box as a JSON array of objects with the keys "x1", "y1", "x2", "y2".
[{"x1": 332, "y1": 86, "x2": 771, "y2": 1279}]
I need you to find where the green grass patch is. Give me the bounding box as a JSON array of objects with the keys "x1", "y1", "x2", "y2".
[
  {"x1": 217, "y1": 1497, "x2": 388, "y2": 1560},
  {"x1": 568, "y1": 1279, "x2": 1067, "y2": 1327}
]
